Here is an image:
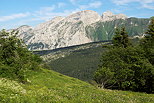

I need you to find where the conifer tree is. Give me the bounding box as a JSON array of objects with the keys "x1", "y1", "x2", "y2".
[
  {"x1": 140, "y1": 17, "x2": 154, "y2": 65},
  {"x1": 94, "y1": 26, "x2": 154, "y2": 93},
  {"x1": 113, "y1": 27, "x2": 131, "y2": 48},
  {"x1": 146, "y1": 17, "x2": 154, "y2": 38}
]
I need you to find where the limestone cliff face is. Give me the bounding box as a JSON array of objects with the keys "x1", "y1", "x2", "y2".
[
  {"x1": 17, "y1": 10, "x2": 103, "y2": 50},
  {"x1": 16, "y1": 10, "x2": 148, "y2": 51},
  {"x1": 16, "y1": 25, "x2": 34, "y2": 43},
  {"x1": 102, "y1": 11, "x2": 127, "y2": 22}
]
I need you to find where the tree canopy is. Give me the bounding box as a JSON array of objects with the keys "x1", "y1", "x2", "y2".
[
  {"x1": 0, "y1": 30, "x2": 42, "y2": 83},
  {"x1": 113, "y1": 27, "x2": 131, "y2": 48},
  {"x1": 94, "y1": 23, "x2": 154, "y2": 93}
]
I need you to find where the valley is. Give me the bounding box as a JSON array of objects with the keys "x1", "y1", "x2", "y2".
[{"x1": 35, "y1": 41, "x2": 111, "y2": 81}]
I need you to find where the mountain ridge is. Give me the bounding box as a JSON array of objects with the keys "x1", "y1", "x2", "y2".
[{"x1": 14, "y1": 10, "x2": 150, "y2": 50}]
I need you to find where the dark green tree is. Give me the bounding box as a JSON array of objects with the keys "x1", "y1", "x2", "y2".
[
  {"x1": 140, "y1": 17, "x2": 154, "y2": 65},
  {"x1": 0, "y1": 30, "x2": 42, "y2": 83},
  {"x1": 99, "y1": 47, "x2": 154, "y2": 92},
  {"x1": 139, "y1": 17, "x2": 154, "y2": 93},
  {"x1": 113, "y1": 27, "x2": 131, "y2": 48},
  {"x1": 94, "y1": 26, "x2": 154, "y2": 93},
  {"x1": 93, "y1": 67, "x2": 114, "y2": 88}
]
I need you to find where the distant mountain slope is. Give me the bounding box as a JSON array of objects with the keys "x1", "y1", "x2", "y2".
[
  {"x1": 17, "y1": 10, "x2": 102, "y2": 50},
  {"x1": 35, "y1": 41, "x2": 111, "y2": 81},
  {"x1": 86, "y1": 17, "x2": 150, "y2": 41},
  {"x1": 36, "y1": 38, "x2": 140, "y2": 81},
  {"x1": 15, "y1": 10, "x2": 150, "y2": 50}
]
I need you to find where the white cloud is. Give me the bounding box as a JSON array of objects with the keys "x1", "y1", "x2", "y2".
[
  {"x1": 110, "y1": 9, "x2": 122, "y2": 13},
  {"x1": 112, "y1": 0, "x2": 137, "y2": 5},
  {"x1": 142, "y1": 0, "x2": 154, "y2": 3},
  {"x1": 79, "y1": 1, "x2": 102, "y2": 10},
  {"x1": 89, "y1": 1, "x2": 102, "y2": 8},
  {"x1": 35, "y1": 6, "x2": 55, "y2": 15},
  {"x1": 33, "y1": 11, "x2": 69, "y2": 21},
  {"x1": 63, "y1": 1, "x2": 102, "y2": 15},
  {"x1": 58, "y1": 2, "x2": 66, "y2": 8},
  {"x1": 32, "y1": 6, "x2": 71, "y2": 21},
  {"x1": 142, "y1": 3, "x2": 154, "y2": 9},
  {"x1": 0, "y1": 1, "x2": 103, "y2": 29},
  {"x1": 112, "y1": 0, "x2": 154, "y2": 5},
  {"x1": 0, "y1": 13, "x2": 30, "y2": 22},
  {"x1": 112, "y1": 0, "x2": 154, "y2": 9},
  {"x1": 31, "y1": 1, "x2": 102, "y2": 21},
  {"x1": 70, "y1": 0, "x2": 77, "y2": 4}
]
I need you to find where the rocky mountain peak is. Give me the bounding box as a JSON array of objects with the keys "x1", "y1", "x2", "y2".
[
  {"x1": 102, "y1": 11, "x2": 127, "y2": 22},
  {"x1": 66, "y1": 10, "x2": 102, "y2": 26},
  {"x1": 14, "y1": 10, "x2": 148, "y2": 51},
  {"x1": 103, "y1": 11, "x2": 114, "y2": 17}
]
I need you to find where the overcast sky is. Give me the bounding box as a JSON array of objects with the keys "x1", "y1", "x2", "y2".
[{"x1": 0, "y1": 0, "x2": 154, "y2": 30}]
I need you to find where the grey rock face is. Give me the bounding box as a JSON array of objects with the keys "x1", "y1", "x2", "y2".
[
  {"x1": 16, "y1": 10, "x2": 141, "y2": 51},
  {"x1": 17, "y1": 10, "x2": 103, "y2": 50},
  {"x1": 102, "y1": 11, "x2": 127, "y2": 22}
]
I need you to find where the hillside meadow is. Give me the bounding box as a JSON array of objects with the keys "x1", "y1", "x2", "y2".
[{"x1": 1, "y1": 68, "x2": 154, "y2": 103}]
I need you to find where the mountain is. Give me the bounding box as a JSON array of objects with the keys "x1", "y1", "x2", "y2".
[
  {"x1": 15, "y1": 10, "x2": 150, "y2": 50},
  {"x1": 16, "y1": 25, "x2": 34, "y2": 43},
  {"x1": 102, "y1": 11, "x2": 127, "y2": 22},
  {"x1": 86, "y1": 17, "x2": 150, "y2": 41},
  {"x1": 17, "y1": 10, "x2": 102, "y2": 50}
]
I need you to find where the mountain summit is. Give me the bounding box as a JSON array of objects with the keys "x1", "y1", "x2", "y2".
[
  {"x1": 15, "y1": 10, "x2": 150, "y2": 50},
  {"x1": 66, "y1": 10, "x2": 102, "y2": 26},
  {"x1": 102, "y1": 11, "x2": 127, "y2": 22},
  {"x1": 25, "y1": 10, "x2": 102, "y2": 50}
]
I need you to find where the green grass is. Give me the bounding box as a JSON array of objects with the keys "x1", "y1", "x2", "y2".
[{"x1": 0, "y1": 68, "x2": 154, "y2": 103}]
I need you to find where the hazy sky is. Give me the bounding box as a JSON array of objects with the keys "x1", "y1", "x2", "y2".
[{"x1": 0, "y1": 0, "x2": 154, "y2": 30}]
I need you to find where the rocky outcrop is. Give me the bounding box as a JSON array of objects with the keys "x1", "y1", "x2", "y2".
[
  {"x1": 102, "y1": 11, "x2": 127, "y2": 22},
  {"x1": 17, "y1": 10, "x2": 103, "y2": 50},
  {"x1": 16, "y1": 25, "x2": 34, "y2": 43}
]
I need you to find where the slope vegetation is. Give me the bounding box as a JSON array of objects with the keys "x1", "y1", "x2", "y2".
[
  {"x1": 37, "y1": 39, "x2": 139, "y2": 81},
  {"x1": 1, "y1": 68, "x2": 154, "y2": 103},
  {"x1": 86, "y1": 17, "x2": 150, "y2": 41},
  {"x1": 35, "y1": 41, "x2": 111, "y2": 81}
]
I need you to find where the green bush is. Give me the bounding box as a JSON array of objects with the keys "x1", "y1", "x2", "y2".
[{"x1": 0, "y1": 30, "x2": 42, "y2": 82}]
